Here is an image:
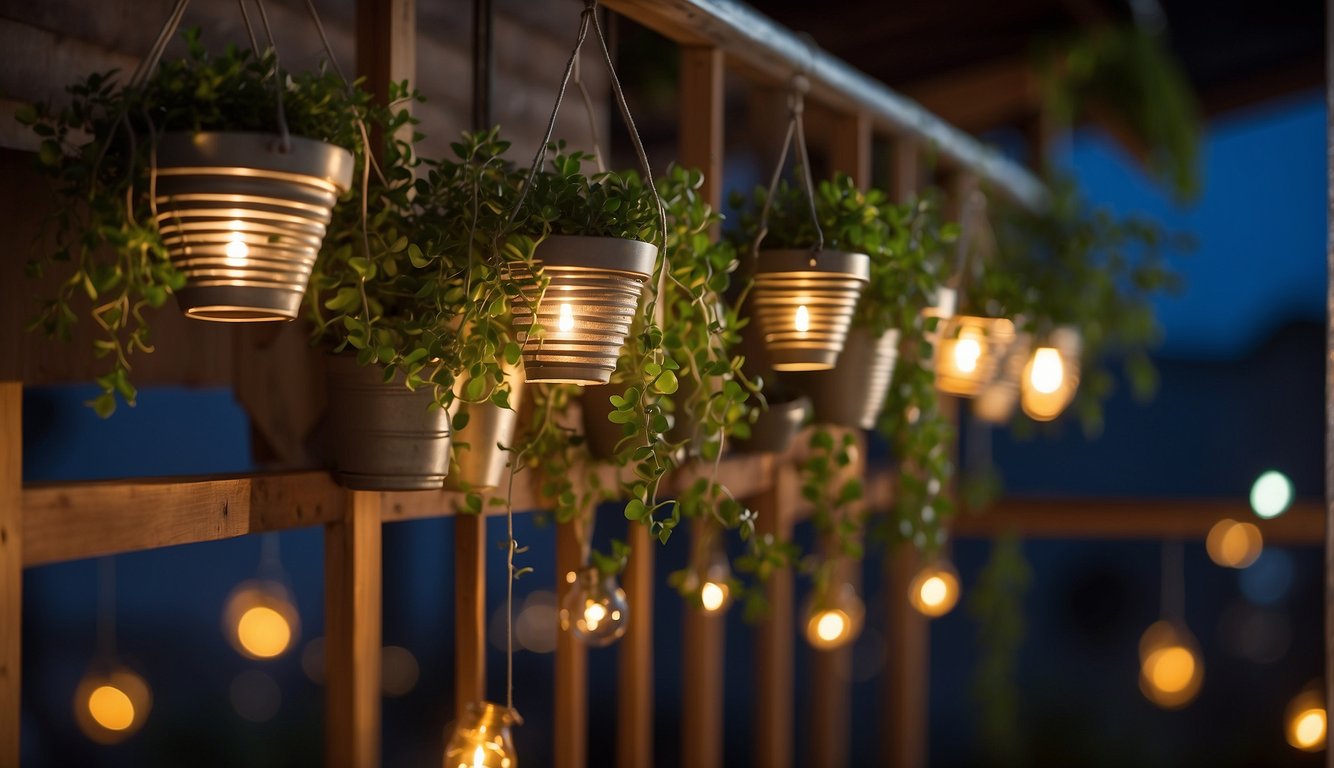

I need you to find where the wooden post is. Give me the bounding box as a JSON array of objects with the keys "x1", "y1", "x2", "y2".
[
  {"x1": 454, "y1": 515, "x2": 486, "y2": 717},
  {"x1": 828, "y1": 112, "x2": 873, "y2": 190},
  {"x1": 356, "y1": 0, "x2": 416, "y2": 119},
  {"x1": 555, "y1": 522, "x2": 587, "y2": 768},
  {"x1": 1, "y1": 383, "x2": 20, "y2": 766},
  {"x1": 618, "y1": 522, "x2": 655, "y2": 768},
  {"x1": 678, "y1": 43, "x2": 727, "y2": 768},
  {"x1": 325, "y1": 491, "x2": 382, "y2": 768},
  {"x1": 754, "y1": 463, "x2": 798, "y2": 768}
]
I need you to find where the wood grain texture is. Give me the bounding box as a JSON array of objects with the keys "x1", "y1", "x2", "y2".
[
  {"x1": 682, "y1": 520, "x2": 726, "y2": 768},
  {"x1": 453, "y1": 513, "x2": 486, "y2": 718},
  {"x1": 22, "y1": 472, "x2": 343, "y2": 567},
  {"x1": 0, "y1": 383, "x2": 21, "y2": 766},
  {"x1": 554, "y1": 522, "x2": 587, "y2": 768},
  {"x1": 826, "y1": 111, "x2": 873, "y2": 190},
  {"x1": 753, "y1": 462, "x2": 798, "y2": 768},
  {"x1": 324, "y1": 490, "x2": 383, "y2": 768},
  {"x1": 678, "y1": 46, "x2": 725, "y2": 211},
  {"x1": 882, "y1": 545, "x2": 928, "y2": 768},
  {"x1": 617, "y1": 522, "x2": 655, "y2": 768}
]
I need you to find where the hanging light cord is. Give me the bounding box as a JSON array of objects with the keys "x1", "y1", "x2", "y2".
[{"x1": 572, "y1": 53, "x2": 607, "y2": 174}]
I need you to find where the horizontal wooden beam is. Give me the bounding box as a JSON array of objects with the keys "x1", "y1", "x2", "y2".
[{"x1": 956, "y1": 497, "x2": 1324, "y2": 545}]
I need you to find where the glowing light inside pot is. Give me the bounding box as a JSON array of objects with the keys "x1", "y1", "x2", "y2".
[
  {"x1": 557, "y1": 301, "x2": 575, "y2": 333},
  {"x1": 1029, "y1": 347, "x2": 1064, "y2": 394},
  {"x1": 224, "y1": 230, "x2": 249, "y2": 267},
  {"x1": 794, "y1": 304, "x2": 811, "y2": 333},
  {"x1": 952, "y1": 328, "x2": 983, "y2": 373}
]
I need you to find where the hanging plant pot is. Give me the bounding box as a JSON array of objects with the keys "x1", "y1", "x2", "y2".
[
  {"x1": 512, "y1": 235, "x2": 657, "y2": 386},
  {"x1": 154, "y1": 132, "x2": 354, "y2": 322},
  {"x1": 971, "y1": 333, "x2": 1032, "y2": 424},
  {"x1": 732, "y1": 389, "x2": 811, "y2": 455},
  {"x1": 934, "y1": 315, "x2": 1017, "y2": 397},
  {"x1": 581, "y1": 384, "x2": 625, "y2": 462},
  {"x1": 1021, "y1": 326, "x2": 1082, "y2": 422},
  {"x1": 325, "y1": 355, "x2": 451, "y2": 490},
  {"x1": 447, "y1": 363, "x2": 526, "y2": 491},
  {"x1": 790, "y1": 327, "x2": 901, "y2": 429},
  {"x1": 750, "y1": 249, "x2": 870, "y2": 372}
]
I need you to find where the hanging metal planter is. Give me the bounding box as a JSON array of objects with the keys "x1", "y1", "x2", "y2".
[
  {"x1": 154, "y1": 132, "x2": 354, "y2": 322},
  {"x1": 731, "y1": 389, "x2": 811, "y2": 455},
  {"x1": 751, "y1": 249, "x2": 870, "y2": 371},
  {"x1": 790, "y1": 326, "x2": 899, "y2": 428},
  {"x1": 512, "y1": 235, "x2": 657, "y2": 385},
  {"x1": 1020, "y1": 326, "x2": 1082, "y2": 422},
  {"x1": 971, "y1": 333, "x2": 1031, "y2": 424},
  {"x1": 933, "y1": 315, "x2": 1017, "y2": 397},
  {"x1": 447, "y1": 362, "x2": 526, "y2": 491},
  {"x1": 325, "y1": 355, "x2": 452, "y2": 490}
]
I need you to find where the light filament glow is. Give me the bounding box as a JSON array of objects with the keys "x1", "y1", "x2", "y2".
[
  {"x1": 557, "y1": 301, "x2": 575, "y2": 333},
  {"x1": 952, "y1": 328, "x2": 983, "y2": 374},
  {"x1": 794, "y1": 304, "x2": 811, "y2": 333},
  {"x1": 224, "y1": 232, "x2": 249, "y2": 266},
  {"x1": 700, "y1": 582, "x2": 727, "y2": 613},
  {"x1": 583, "y1": 601, "x2": 607, "y2": 630},
  {"x1": 815, "y1": 610, "x2": 847, "y2": 643},
  {"x1": 1029, "y1": 347, "x2": 1064, "y2": 394}
]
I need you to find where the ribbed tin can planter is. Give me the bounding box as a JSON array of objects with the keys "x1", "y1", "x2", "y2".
[
  {"x1": 972, "y1": 333, "x2": 1031, "y2": 424},
  {"x1": 512, "y1": 235, "x2": 657, "y2": 385},
  {"x1": 1021, "y1": 326, "x2": 1082, "y2": 422},
  {"x1": 731, "y1": 390, "x2": 811, "y2": 455},
  {"x1": 325, "y1": 355, "x2": 451, "y2": 490},
  {"x1": 792, "y1": 326, "x2": 901, "y2": 429},
  {"x1": 447, "y1": 363, "x2": 526, "y2": 491},
  {"x1": 154, "y1": 132, "x2": 354, "y2": 322},
  {"x1": 751, "y1": 249, "x2": 870, "y2": 371},
  {"x1": 934, "y1": 315, "x2": 1017, "y2": 397}
]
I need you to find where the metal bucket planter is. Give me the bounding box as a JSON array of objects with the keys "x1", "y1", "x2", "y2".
[
  {"x1": 934, "y1": 315, "x2": 1017, "y2": 397},
  {"x1": 1021, "y1": 326, "x2": 1082, "y2": 422},
  {"x1": 325, "y1": 355, "x2": 451, "y2": 490},
  {"x1": 512, "y1": 235, "x2": 657, "y2": 385},
  {"x1": 732, "y1": 389, "x2": 811, "y2": 455},
  {"x1": 791, "y1": 326, "x2": 901, "y2": 430},
  {"x1": 972, "y1": 333, "x2": 1032, "y2": 424},
  {"x1": 447, "y1": 362, "x2": 526, "y2": 491},
  {"x1": 750, "y1": 249, "x2": 870, "y2": 372},
  {"x1": 154, "y1": 132, "x2": 354, "y2": 322}
]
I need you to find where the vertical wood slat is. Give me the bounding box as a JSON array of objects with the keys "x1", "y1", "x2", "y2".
[
  {"x1": 617, "y1": 522, "x2": 655, "y2": 768},
  {"x1": 356, "y1": 0, "x2": 417, "y2": 114},
  {"x1": 883, "y1": 547, "x2": 927, "y2": 768},
  {"x1": 754, "y1": 463, "x2": 798, "y2": 768},
  {"x1": 555, "y1": 523, "x2": 587, "y2": 768},
  {"x1": 678, "y1": 43, "x2": 728, "y2": 768},
  {"x1": 454, "y1": 514, "x2": 487, "y2": 717},
  {"x1": 325, "y1": 491, "x2": 383, "y2": 768},
  {"x1": 0, "y1": 383, "x2": 20, "y2": 766},
  {"x1": 828, "y1": 112, "x2": 873, "y2": 190},
  {"x1": 808, "y1": 428, "x2": 865, "y2": 768}
]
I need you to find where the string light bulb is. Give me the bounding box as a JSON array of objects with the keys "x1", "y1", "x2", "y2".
[
  {"x1": 1019, "y1": 328, "x2": 1081, "y2": 421},
  {"x1": 952, "y1": 327, "x2": 983, "y2": 374},
  {"x1": 444, "y1": 701, "x2": 519, "y2": 768},
  {"x1": 560, "y1": 567, "x2": 629, "y2": 647},
  {"x1": 695, "y1": 547, "x2": 734, "y2": 614},
  {"x1": 804, "y1": 583, "x2": 865, "y2": 650},
  {"x1": 1205, "y1": 518, "x2": 1263, "y2": 569},
  {"x1": 557, "y1": 300, "x2": 575, "y2": 333},
  {"x1": 1138, "y1": 620, "x2": 1204, "y2": 709},
  {"x1": 908, "y1": 561, "x2": 961, "y2": 618},
  {"x1": 223, "y1": 579, "x2": 300, "y2": 660},
  {"x1": 73, "y1": 666, "x2": 152, "y2": 744},
  {"x1": 1286, "y1": 685, "x2": 1327, "y2": 752},
  {"x1": 934, "y1": 316, "x2": 1016, "y2": 397}
]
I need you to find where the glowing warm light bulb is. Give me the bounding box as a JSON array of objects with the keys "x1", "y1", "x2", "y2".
[
  {"x1": 224, "y1": 580, "x2": 301, "y2": 661},
  {"x1": 700, "y1": 581, "x2": 728, "y2": 613},
  {"x1": 1028, "y1": 347, "x2": 1064, "y2": 394},
  {"x1": 952, "y1": 328, "x2": 983, "y2": 374},
  {"x1": 445, "y1": 701, "x2": 519, "y2": 768},
  {"x1": 804, "y1": 584, "x2": 864, "y2": 650},
  {"x1": 560, "y1": 568, "x2": 629, "y2": 647},
  {"x1": 225, "y1": 232, "x2": 249, "y2": 266},
  {"x1": 1205, "y1": 518, "x2": 1264, "y2": 569},
  {"x1": 557, "y1": 301, "x2": 575, "y2": 333},
  {"x1": 1138, "y1": 620, "x2": 1204, "y2": 708},
  {"x1": 794, "y1": 304, "x2": 811, "y2": 333},
  {"x1": 1286, "y1": 686, "x2": 1328, "y2": 752},
  {"x1": 74, "y1": 667, "x2": 152, "y2": 744},
  {"x1": 1250, "y1": 470, "x2": 1294, "y2": 519},
  {"x1": 908, "y1": 562, "x2": 961, "y2": 618}
]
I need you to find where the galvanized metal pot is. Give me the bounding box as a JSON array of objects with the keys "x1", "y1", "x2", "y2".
[
  {"x1": 325, "y1": 355, "x2": 451, "y2": 490},
  {"x1": 447, "y1": 362, "x2": 526, "y2": 491},
  {"x1": 750, "y1": 249, "x2": 870, "y2": 372},
  {"x1": 791, "y1": 326, "x2": 901, "y2": 429},
  {"x1": 732, "y1": 390, "x2": 811, "y2": 455},
  {"x1": 154, "y1": 132, "x2": 354, "y2": 322},
  {"x1": 512, "y1": 235, "x2": 657, "y2": 385}
]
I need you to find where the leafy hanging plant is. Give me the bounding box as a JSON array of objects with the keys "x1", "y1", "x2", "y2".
[{"x1": 21, "y1": 29, "x2": 370, "y2": 415}]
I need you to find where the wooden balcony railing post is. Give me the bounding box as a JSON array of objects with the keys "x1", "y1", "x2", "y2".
[
  {"x1": 618, "y1": 521, "x2": 655, "y2": 767},
  {"x1": 555, "y1": 522, "x2": 588, "y2": 768},
  {"x1": 754, "y1": 463, "x2": 798, "y2": 768},
  {"x1": 454, "y1": 514, "x2": 487, "y2": 717},
  {"x1": 1, "y1": 382, "x2": 21, "y2": 766},
  {"x1": 325, "y1": 490, "x2": 383, "y2": 768}
]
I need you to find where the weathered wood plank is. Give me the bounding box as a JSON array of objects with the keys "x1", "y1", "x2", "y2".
[
  {"x1": 753, "y1": 462, "x2": 798, "y2": 768},
  {"x1": 324, "y1": 490, "x2": 383, "y2": 768},
  {"x1": 554, "y1": 522, "x2": 587, "y2": 768},
  {"x1": 617, "y1": 521, "x2": 655, "y2": 768},
  {"x1": 453, "y1": 513, "x2": 486, "y2": 718},
  {"x1": 882, "y1": 545, "x2": 928, "y2": 768},
  {"x1": 0, "y1": 383, "x2": 22, "y2": 766}
]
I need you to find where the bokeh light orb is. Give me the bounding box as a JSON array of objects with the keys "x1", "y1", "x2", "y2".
[
  {"x1": 1205, "y1": 519, "x2": 1264, "y2": 569},
  {"x1": 908, "y1": 562, "x2": 961, "y2": 618},
  {"x1": 1250, "y1": 470, "x2": 1294, "y2": 519},
  {"x1": 1138, "y1": 620, "x2": 1204, "y2": 709},
  {"x1": 73, "y1": 666, "x2": 152, "y2": 744},
  {"x1": 1286, "y1": 687, "x2": 1327, "y2": 752},
  {"x1": 223, "y1": 579, "x2": 300, "y2": 660},
  {"x1": 804, "y1": 583, "x2": 865, "y2": 651}
]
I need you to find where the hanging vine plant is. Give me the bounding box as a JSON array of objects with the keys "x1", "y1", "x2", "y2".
[{"x1": 22, "y1": 27, "x2": 367, "y2": 415}]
